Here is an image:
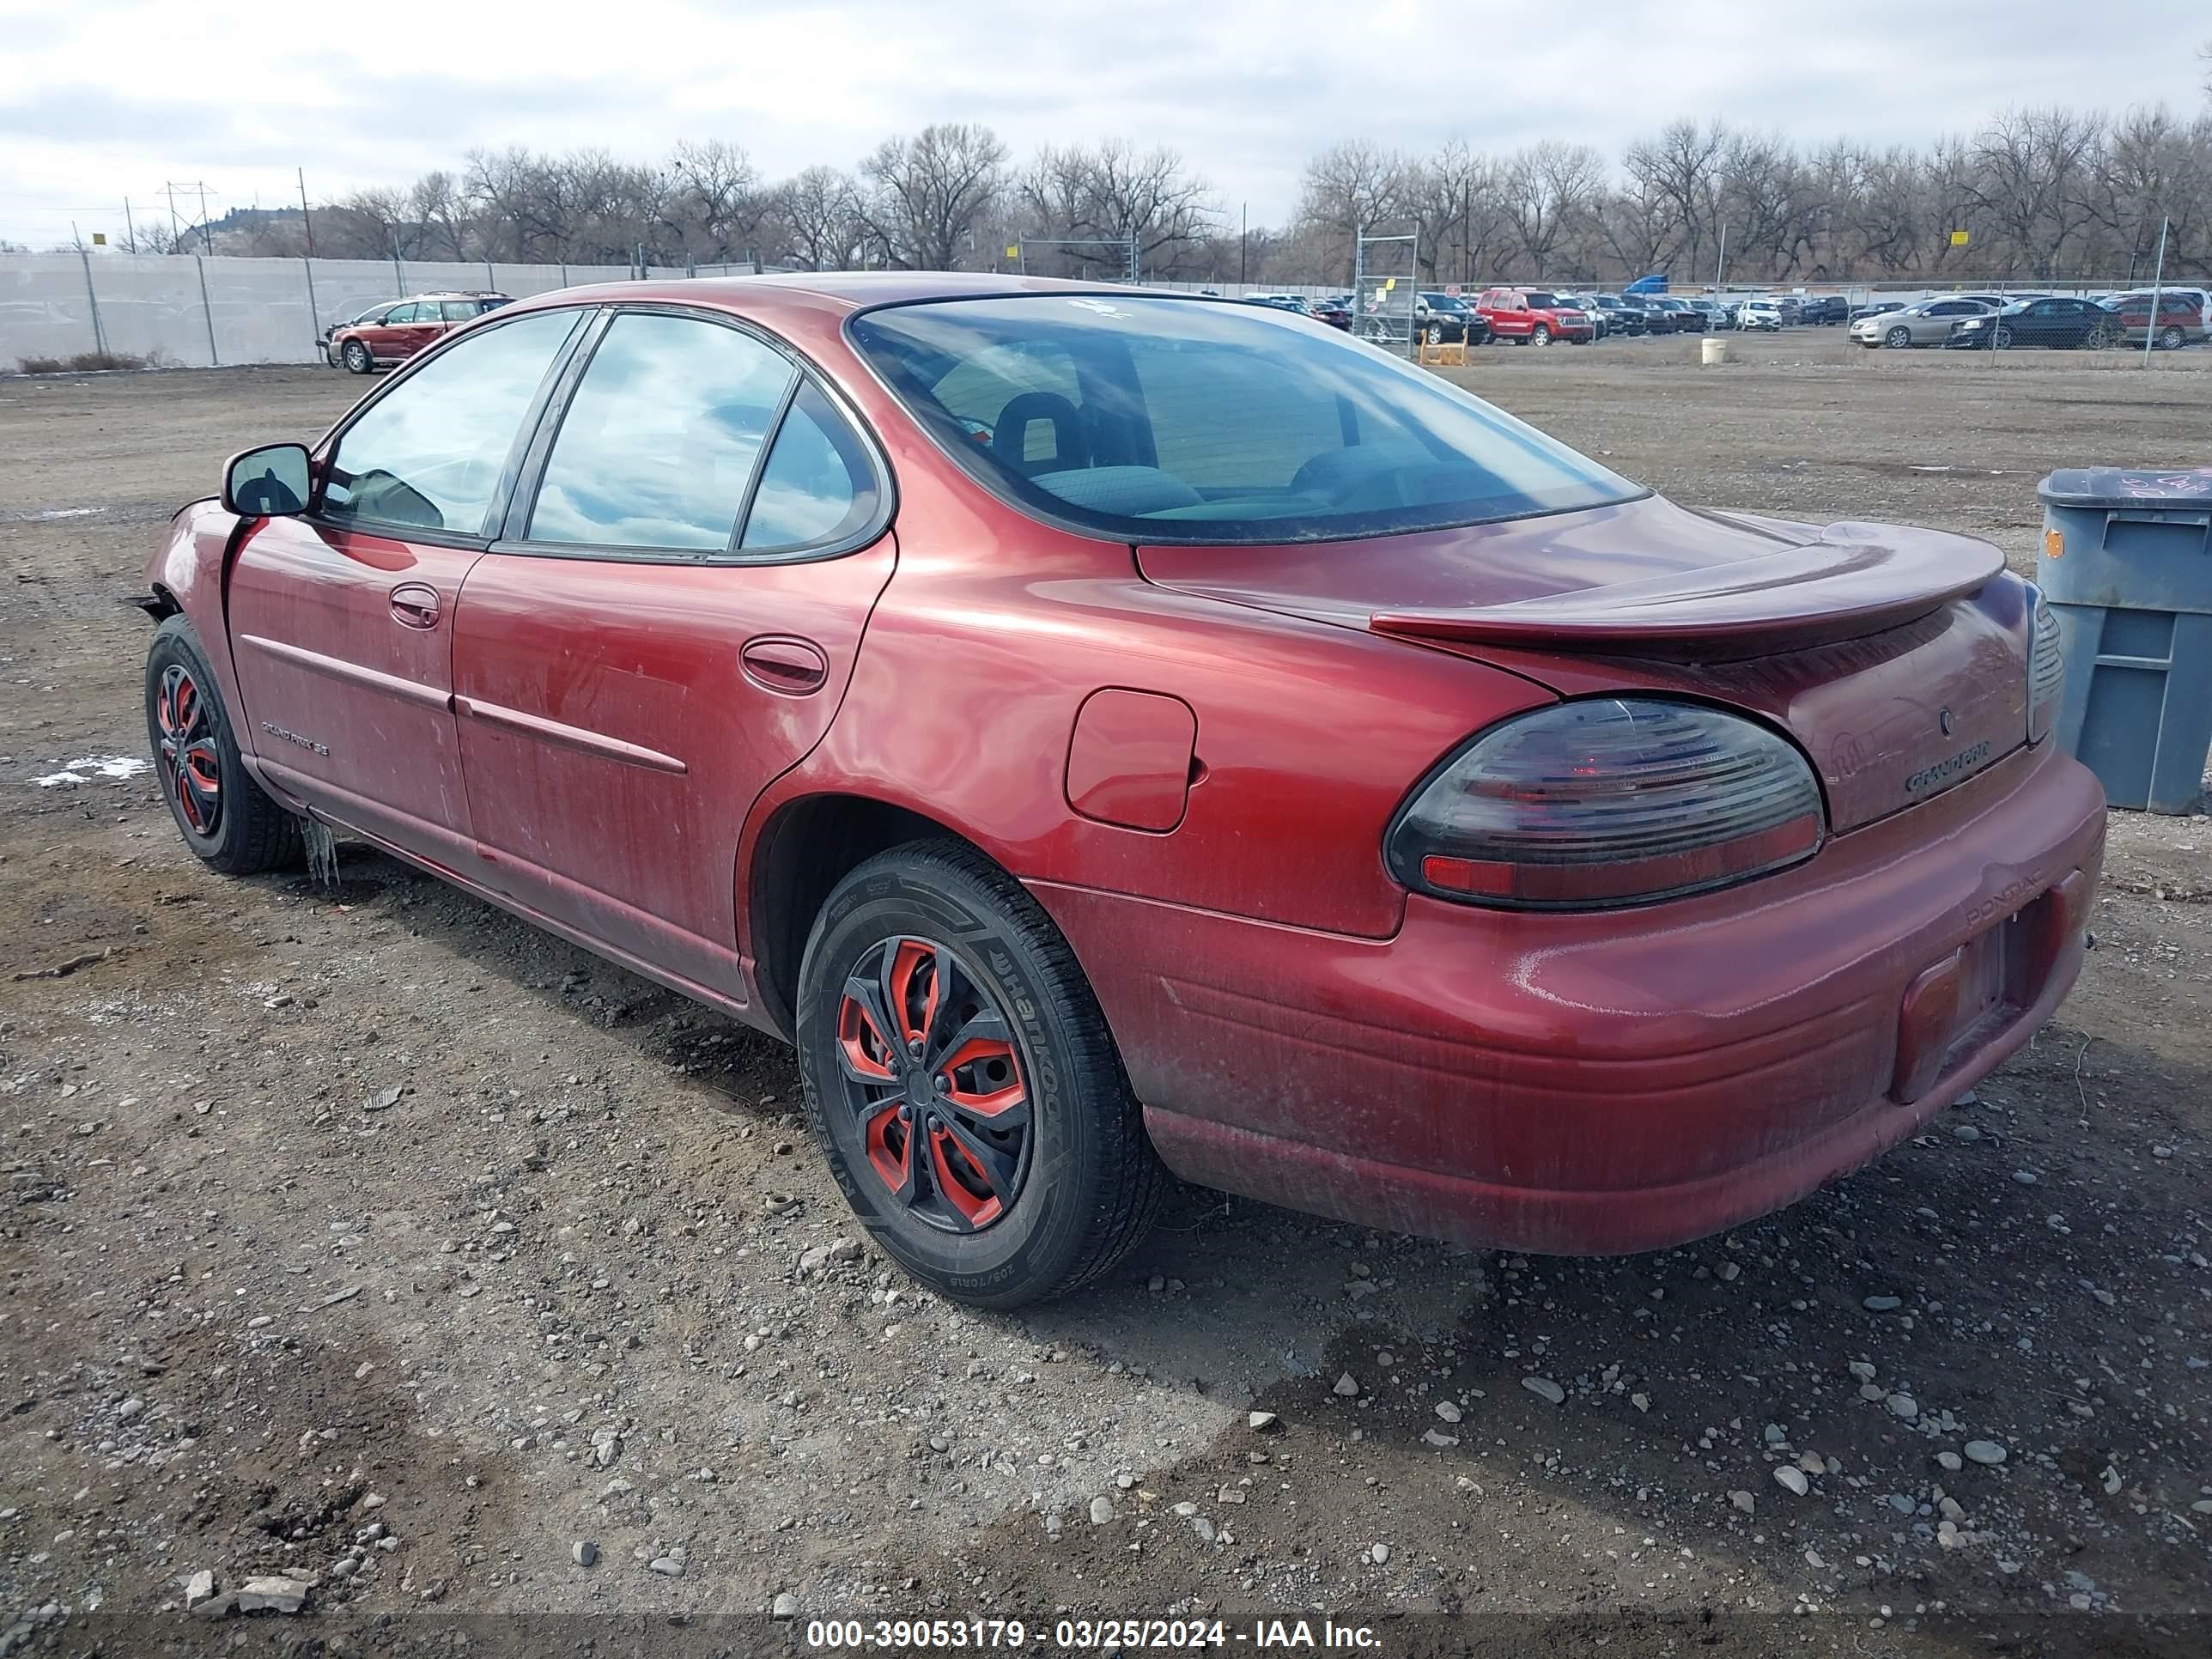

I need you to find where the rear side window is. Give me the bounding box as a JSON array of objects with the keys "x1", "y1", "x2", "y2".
[
  {"x1": 527, "y1": 313, "x2": 796, "y2": 552},
  {"x1": 321, "y1": 308, "x2": 584, "y2": 537},
  {"x1": 440, "y1": 300, "x2": 479, "y2": 322},
  {"x1": 740, "y1": 381, "x2": 882, "y2": 552},
  {"x1": 849, "y1": 295, "x2": 1640, "y2": 545}
]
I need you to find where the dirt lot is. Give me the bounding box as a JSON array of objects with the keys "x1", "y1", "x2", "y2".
[{"x1": 2, "y1": 340, "x2": 2208, "y2": 1657}]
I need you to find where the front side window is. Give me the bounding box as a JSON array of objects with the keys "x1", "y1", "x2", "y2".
[
  {"x1": 850, "y1": 295, "x2": 1641, "y2": 545},
  {"x1": 526, "y1": 313, "x2": 797, "y2": 552},
  {"x1": 321, "y1": 308, "x2": 584, "y2": 536}
]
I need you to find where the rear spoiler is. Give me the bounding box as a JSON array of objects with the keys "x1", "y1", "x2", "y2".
[{"x1": 1370, "y1": 531, "x2": 2003, "y2": 658}]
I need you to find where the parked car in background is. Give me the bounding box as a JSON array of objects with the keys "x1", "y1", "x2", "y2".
[
  {"x1": 1586, "y1": 295, "x2": 1648, "y2": 335},
  {"x1": 1475, "y1": 288, "x2": 1595, "y2": 344},
  {"x1": 1640, "y1": 298, "x2": 1698, "y2": 333},
  {"x1": 1555, "y1": 296, "x2": 1608, "y2": 339},
  {"x1": 1736, "y1": 300, "x2": 1784, "y2": 331},
  {"x1": 1798, "y1": 296, "x2": 1850, "y2": 325},
  {"x1": 141, "y1": 272, "x2": 2100, "y2": 1308},
  {"x1": 1677, "y1": 299, "x2": 1734, "y2": 331},
  {"x1": 1308, "y1": 295, "x2": 1354, "y2": 331},
  {"x1": 1414, "y1": 291, "x2": 1490, "y2": 344},
  {"x1": 1848, "y1": 299, "x2": 1907, "y2": 323},
  {"x1": 2105, "y1": 291, "x2": 2209, "y2": 349},
  {"x1": 329, "y1": 292, "x2": 512, "y2": 373},
  {"x1": 1850, "y1": 296, "x2": 1996, "y2": 349},
  {"x1": 321, "y1": 300, "x2": 404, "y2": 365},
  {"x1": 1945, "y1": 296, "x2": 2119, "y2": 351},
  {"x1": 2144, "y1": 287, "x2": 2212, "y2": 326},
  {"x1": 1243, "y1": 294, "x2": 1313, "y2": 315}
]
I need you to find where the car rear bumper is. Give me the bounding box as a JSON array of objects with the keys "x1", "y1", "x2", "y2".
[{"x1": 1033, "y1": 738, "x2": 2104, "y2": 1255}]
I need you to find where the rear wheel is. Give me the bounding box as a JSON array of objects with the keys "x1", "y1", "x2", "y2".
[
  {"x1": 342, "y1": 339, "x2": 373, "y2": 374},
  {"x1": 2158, "y1": 325, "x2": 2185, "y2": 351},
  {"x1": 144, "y1": 616, "x2": 302, "y2": 875},
  {"x1": 796, "y1": 841, "x2": 1169, "y2": 1310}
]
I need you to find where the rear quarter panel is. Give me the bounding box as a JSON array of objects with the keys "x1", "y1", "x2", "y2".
[{"x1": 726, "y1": 311, "x2": 1559, "y2": 945}]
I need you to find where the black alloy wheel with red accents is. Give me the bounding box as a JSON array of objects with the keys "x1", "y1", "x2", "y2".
[
  {"x1": 143, "y1": 615, "x2": 303, "y2": 875},
  {"x1": 796, "y1": 840, "x2": 1170, "y2": 1310},
  {"x1": 155, "y1": 661, "x2": 222, "y2": 839},
  {"x1": 836, "y1": 934, "x2": 1033, "y2": 1232}
]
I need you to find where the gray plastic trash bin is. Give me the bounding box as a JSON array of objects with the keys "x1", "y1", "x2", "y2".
[{"x1": 2036, "y1": 466, "x2": 2212, "y2": 813}]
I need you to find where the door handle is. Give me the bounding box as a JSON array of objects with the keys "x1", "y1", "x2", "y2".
[
  {"x1": 740, "y1": 635, "x2": 829, "y2": 696},
  {"x1": 389, "y1": 583, "x2": 441, "y2": 629}
]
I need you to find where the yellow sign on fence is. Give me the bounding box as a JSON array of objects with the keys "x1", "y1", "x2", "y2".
[
  {"x1": 1949, "y1": 229, "x2": 1971, "y2": 247},
  {"x1": 1006, "y1": 245, "x2": 1020, "y2": 261}
]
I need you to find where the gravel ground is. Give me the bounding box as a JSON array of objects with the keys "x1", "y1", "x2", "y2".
[{"x1": 1, "y1": 341, "x2": 2208, "y2": 1657}]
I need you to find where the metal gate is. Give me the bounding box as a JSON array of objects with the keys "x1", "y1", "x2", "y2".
[{"x1": 1352, "y1": 230, "x2": 1419, "y2": 357}]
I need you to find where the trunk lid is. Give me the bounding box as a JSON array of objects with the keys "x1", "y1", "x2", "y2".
[{"x1": 1137, "y1": 495, "x2": 2028, "y2": 832}]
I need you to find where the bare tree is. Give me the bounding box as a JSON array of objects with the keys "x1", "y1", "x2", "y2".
[
  {"x1": 1015, "y1": 141, "x2": 1216, "y2": 276},
  {"x1": 1502, "y1": 141, "x2": 1606, "y2": 278},
  {"x1": 1296, "y1": 140, "x2": 1412, "y2": 285},
  {"x1": 410, "y1": 171, "x2": 471, "y2": 260},
  {"x1": 780, "y1": 165, "x2": 863, "y2": 270},
  {"x1": 1967, "y1": 106, "x2": 2107, "y2": 278},
  {"x1": 856, "y1": 124, "x2": 1008, "y2": 270}
]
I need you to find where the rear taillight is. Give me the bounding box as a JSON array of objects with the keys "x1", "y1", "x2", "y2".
[
  {"x1": 2027, "y1": 588, "x2": 2064, "y2": 744},
  {"x1": 1386, "y1": 698, "x2": 1826, "y2": 910}
]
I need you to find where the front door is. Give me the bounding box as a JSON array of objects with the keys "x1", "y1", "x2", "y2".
[
  {"x1": 449, "y1": 308, "x2": 895, "y2": 1001},
  {"x1": 226, "y1": 306, "x2": 591, "y2": 870}
]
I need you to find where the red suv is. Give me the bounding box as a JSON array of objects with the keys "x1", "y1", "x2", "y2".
[
  {"x1": 143, "y1": 276, "x2": 2099, "y2": 1308},
  {"x1": 1475, "y1": 287, "x2": 1596, "y2": 345},
  {"x1": 328, "y1": 292, "x2": 510, "y2": 373}
]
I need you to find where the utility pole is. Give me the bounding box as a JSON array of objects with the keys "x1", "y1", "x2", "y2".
[
  {"x1": 162, "y1": 181, "x2": 183, "y2": 250},
  {"x1": 1238, "y1": 203, "x2": 1247, "y2": 287},
  {"x1": 122, "y1": 198, "x2": 136, "y2": 252},
  {"x1": 164, "y1": 181, "x2": 216, "y2": 253},
  {"x1": 298, "y1": 168, "x2": 314, "y2": 258}
]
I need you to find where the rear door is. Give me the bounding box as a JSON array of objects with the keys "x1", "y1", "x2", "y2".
[
  {"x1": 226, "y1": 307, "x2": 591, "y2": 869},
  {"x1": 449, "y1": 307, "x2": 895, "y2": 1000}
]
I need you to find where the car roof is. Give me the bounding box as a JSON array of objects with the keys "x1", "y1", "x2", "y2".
[{"x1": 514, "y1": 270, "x2": 1182, "y2": 323}]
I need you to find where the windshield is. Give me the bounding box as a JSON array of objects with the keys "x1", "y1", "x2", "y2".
[
  {"x1": 1421, "y1": 293, "x2": 1468, "y2": 312},
  {"x1": 1522, "y1": 292, "x2": 1567, "y2": 308},
  {"x1": 848, "y1": 295, "x2": 1643, "y2": 546}
]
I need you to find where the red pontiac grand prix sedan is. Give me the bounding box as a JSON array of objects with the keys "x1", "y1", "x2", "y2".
[{"x1": 142, "y1": 274, "x2": 2103, "y2": 1308}]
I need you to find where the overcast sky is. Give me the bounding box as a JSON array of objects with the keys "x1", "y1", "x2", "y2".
[{"x1": 1, "y1": 0, "x2": 2205, "y2": 247}]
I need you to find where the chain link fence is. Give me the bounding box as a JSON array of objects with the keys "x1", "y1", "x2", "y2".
[{"x1": 0, "y1": 252, "x2": 762, "y2": 370}]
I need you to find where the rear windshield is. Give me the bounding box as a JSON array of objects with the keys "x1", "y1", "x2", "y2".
[{"x1": 848, "y1": 295, "x2": 1641, "y2": 545}]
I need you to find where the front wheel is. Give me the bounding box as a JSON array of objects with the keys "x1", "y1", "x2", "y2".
[
  {"x1": 1425, "y1": 322, "x2": 1444, "y2": 344},
  {"x1": 144, "y1": 616, "x2": 302, "y2": 875},
  {"x1": 1884, "y1": 325, "x2": 1911, "y2": 349},
  {"x1": 342, "y1": 339, "x2": 373, "y2": 374},
  {"x1": 1991, "y1": 325, "x2": 2014, "y2": 349},
  {"x1": 796, "y1": 841, "x2": 1170, "y2": 1309},
  {"x1": 1530, "y1": 325, "x2": 1552, "y2": 346}
]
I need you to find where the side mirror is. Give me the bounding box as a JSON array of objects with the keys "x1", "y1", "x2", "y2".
[{"x1": 222, "y1": 443, "x2": 312, "y2": 519}]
